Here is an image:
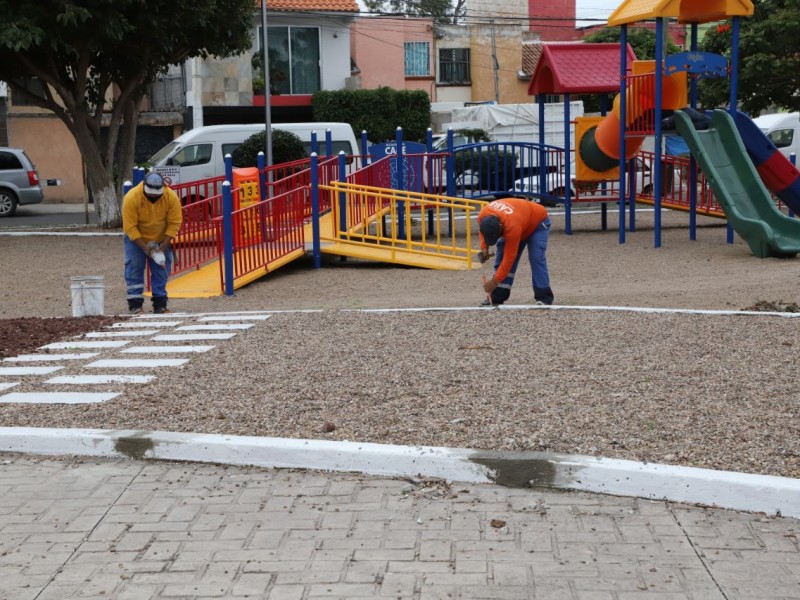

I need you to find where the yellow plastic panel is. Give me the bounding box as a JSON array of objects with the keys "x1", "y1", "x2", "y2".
[{"x1": 608, "y1": 0, "x2": 753, "y2": 26}]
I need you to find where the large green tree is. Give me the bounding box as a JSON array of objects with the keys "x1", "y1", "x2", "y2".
[
  {"x1": 362, "y1": 0, "x2": 466, "y2": 25},
  {"x1": 698, "y1": 0, "x2": 800, "y2": 114},
  {"x1": 0, "y1": 0, "x2": 254, "y2": 228}
]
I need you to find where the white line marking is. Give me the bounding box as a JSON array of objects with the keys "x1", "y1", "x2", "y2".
[
  {"x1": 109, "y1": 321, "x2": 183, "y2": 328},
  {"x1": 198, "y1": 315, "x2": 273, "y2": 321}
]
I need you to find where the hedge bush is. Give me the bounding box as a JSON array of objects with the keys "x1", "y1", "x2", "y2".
[
  {"x1": 232, "y1": 129, "x2": 306, "y2": 167},
  {"x1": 312, "y1": 88, "x2": 431, "y2": 143}
]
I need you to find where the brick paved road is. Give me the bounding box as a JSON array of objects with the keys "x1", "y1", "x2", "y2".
[{"x1": 1, "y1": 454, "x2": 798, "y2": 600}]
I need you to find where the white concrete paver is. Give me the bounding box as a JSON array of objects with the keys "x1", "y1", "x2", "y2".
[
  {"x1": 0, "y1": 392, "x2": 119, "y2": 404},
  {"x1": 3, "y1": 353, "x2": 99, "y2": 362},
  {"x1": 85, "y1": 330, "x2": 161, "y2": 337},
  {"x1": 176, "y1": 324, "x2": 253, "y2": 331},
  {"x1": 153, "y1": 333, "x2": 236, "y2": 341},
  {"x1": 45, "y1": 375, "x2": 155, "y2": 384},
  {"x1": 119, "y1": 345, "x2": 215, "y2": 354},
  {"x1": 39, "y1": 340, "x2": 131, "y2": 349},
  {"x1": 0, "y1": 366, "x2": 63, "y2": 375},
  {"x1": 86, "y1": 358, "x2": 189, "y2": 368}
]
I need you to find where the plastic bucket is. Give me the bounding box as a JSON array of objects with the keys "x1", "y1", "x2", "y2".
[{"x1": 70, "y1": 275, "x2": 105, "y2": 317}]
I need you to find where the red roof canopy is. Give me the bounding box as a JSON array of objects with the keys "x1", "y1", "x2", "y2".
[{"x1": 528, "y1": 43, "x2": 637, "y2": 96}]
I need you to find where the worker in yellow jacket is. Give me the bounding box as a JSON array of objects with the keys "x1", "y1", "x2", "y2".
[
  {"x1": 121, "y1": 172, "x2": 182, "y2": 314},
  {"x1": 478, "y1": 198, "x2": 553, "y2": 306}
]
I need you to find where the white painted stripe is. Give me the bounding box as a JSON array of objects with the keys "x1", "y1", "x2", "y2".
[
  {"x1": 353, "y1": 304, "x2": 800, "y2": 319},
  {"x1": 45, "y1": 374, "x2": 154, "y2": 384},
  {"x1": 120, "y1": 346, "x2": 215, "y2": 354},
  {"x1": 1, "y1": 428, "x2": 798, "y2": 519},
  {"x1": 86, "y1": 358, "x2": 189, "y2": 368},
  {"x1": 4, "y1": 353, "x2": 99, "y2": 362},
  {"x1": 85, "y1": 330, "x2": 160, "y2": 338},
  {"x1": 153, "y1": 333, "x2": 236, "y2": 341},
  {"x1": 176, "y1": 324, "x2": 253, "y2": 331},
  {"x1": 0, "y1": 366, "x2": 64, "y2": 376},
  {"x1": 109, "y1": 321, "x2": 183, "y2": 328},
  {"x1": 199, "y1": 315, "x2": 273, "y2": 321},
  {"x1": 0, "y1": 393, "x2": 118, "y2": 404},
  {"x1": 40, "y1": 341, "x2": 131, "y2": 350},
  {"x1": 0, "y1": 382, "x2": 19, "y2": 391}
]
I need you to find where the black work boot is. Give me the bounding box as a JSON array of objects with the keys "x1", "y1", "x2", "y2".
[
  {"x1": 152, "y1": 296, "x2": 170, "y2": 314},
  {"x1": 534, "y1": 286, "x2": 554, "y2": 306}
]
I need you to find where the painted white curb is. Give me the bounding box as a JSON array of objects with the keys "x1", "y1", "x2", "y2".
[{"x1": 1, "y1": 427, "x2": 798, "y2": 518}]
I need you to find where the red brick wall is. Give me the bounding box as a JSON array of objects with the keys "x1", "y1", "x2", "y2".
[{"x1": 529, "y1": 0, "x2": 578, "y2": 42}]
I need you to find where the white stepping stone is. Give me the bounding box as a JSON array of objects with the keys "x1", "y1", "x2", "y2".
[
  {"x1": 86, "y1": 358, "x2": 189, "y2": 368},
  {"x1": 85, "y1": 330, "x2": 160, "y2": 338},
  {"x1": 0, "y1": 382, "x2": 19, "y2": 391},
  {"x1": 0, "y1": 366, "x2": 63, "y2": 376},
  {"x1": 0, "y1": 392, "x2": 119, "y2": 404},
  {"x1": 4, "y1": 353, "x2": 99, "y2": 362},
  {"x1": 46, "y1": 374, "x2": 154, "y2": 384},
  {"x1": 120, "y1": 345, "x2": 215, "y2": 354},
  {"x1": 153, "y1": 333, "x2": 236, "y2": 341},
  {"x1": 40, "y1": 340, "x2": 130, "y2": 350},
  {"x1": 199, "y1": 315, "x2": 273, "y2": 321},
  {"x1": 176, "y1": 324, "x2": 253, "y2": 331},
  {"x1": 109, "y1": 321, "x2": 182, "y2": 328}
]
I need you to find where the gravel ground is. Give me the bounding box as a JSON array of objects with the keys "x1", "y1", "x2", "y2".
[{"x1": 1, "y1": 206, "x2": 800, "y2": 479}]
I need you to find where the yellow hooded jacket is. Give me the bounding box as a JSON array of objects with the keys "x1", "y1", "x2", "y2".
[{"x1": 122, "y1": 182, "x2": 183, "y2": 243}]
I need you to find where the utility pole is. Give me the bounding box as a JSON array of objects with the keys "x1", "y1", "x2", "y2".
[
  {"x1": 490, "y1": 20, "x2": 500, "y2": 103},
  {"x1": 261, "y1": 0, "x2": 273, "y2": 167}
]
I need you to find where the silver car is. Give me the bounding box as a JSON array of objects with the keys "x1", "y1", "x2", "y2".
[{"x1": 0, "y1": 147, "x2": 44, "y2": 217}]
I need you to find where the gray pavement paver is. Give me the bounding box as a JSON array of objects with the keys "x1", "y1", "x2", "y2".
[{"x1": 0, "y1": 454, "x2": 798, "y2": 600}]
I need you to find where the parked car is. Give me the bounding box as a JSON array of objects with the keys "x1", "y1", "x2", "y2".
[
  {"x1": 0, "y1": 147, "x2": 44, "y2": 217},
  {"x1": 509, "y1": 159, "x2": 681, "y2": 204}
]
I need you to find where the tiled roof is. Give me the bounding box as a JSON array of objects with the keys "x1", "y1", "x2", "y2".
[
  {"x1": 528, "y1": 43, "x2": 637, "y2": 95},
  {"x1": 265, "y1": 0, "x2": 359, "y2": 13}
]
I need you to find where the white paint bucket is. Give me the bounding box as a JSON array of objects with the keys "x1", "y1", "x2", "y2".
[{"x1": 70, "y1": 275, "x2": 105, "y2": 317}]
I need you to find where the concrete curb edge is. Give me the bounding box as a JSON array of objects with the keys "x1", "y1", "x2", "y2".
[{"x1": 1, "y1": 427, "x2": 798, "y2": 518}]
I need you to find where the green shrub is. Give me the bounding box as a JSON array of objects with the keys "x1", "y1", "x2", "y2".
[
  {"x1": 313, "y1": 88, "x2": 431, "y2": 143},
  {"x1": 232, "y1": 129, "x2": 306, "y2": 167}
]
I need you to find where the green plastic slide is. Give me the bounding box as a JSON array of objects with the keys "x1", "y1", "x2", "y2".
[{"x1": 673, "y1": 109, "x2": 800, "y2": 258}]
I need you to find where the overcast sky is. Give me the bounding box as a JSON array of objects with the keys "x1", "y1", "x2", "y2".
[{"x1": 576, "y1": 0, "x2": 619, "y2": 27}]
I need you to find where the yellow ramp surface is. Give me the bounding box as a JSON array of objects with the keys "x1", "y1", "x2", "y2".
[{"x1": 321, "y1": 241, "x2": 477, "y2": 270}]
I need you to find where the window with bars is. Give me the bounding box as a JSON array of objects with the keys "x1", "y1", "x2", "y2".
[
  {"x1": 404, "y1": 42, "x2": 430, "y2": 77},
  {"x1": 438, "y1": 48, "x2": 471, "y2": 85}
]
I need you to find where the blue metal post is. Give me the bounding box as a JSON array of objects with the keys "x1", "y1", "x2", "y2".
[
  {"x1": 325, "y1": 129, "x2": 333, "y2": 157},
  {"x1": 619, "y1": 27, "x2": 628, "y2": 243},
  {"x1": 338, "y1": 151, "x2": 347, "y2": 236},
  {"x1": 688, "y1": 23, "x2": 698, "y2": 241},
  {"x1": 396, "y1": 127, "x2": 406, "y2": 239},
  {"x1": 538, "y1": 96, "x2": 546, "y2": 199},
  {"x1": 446, "y1": 128, "x2": 455, "y2": 197},
  {"x1": 653, "y1": 18, "x2": 665, "y2": 248},
  {"x1": 224, "y1": 154, "x2": 233, "y2": 183},
  {"x1": 729, "y1": 17, "x2": 741, "y2": 114},
  {"x1": 310, "y1": 153, "x2": 321, "y2": 268},
  {"x1": 258, "y1": 152, "x2": 266, "y2": 201},
  {"x1": 564, "y1": 94, "x2": 572, "y2": 235},
  {"x1": 123, "y1": 180, "x2": 132, "y2": 195},
  {"x1": 361, "y1": 130, "x2": 369, "y2": 168},
  {"x1": 791, "y1": 154, "x2": 797, "y2": 218},
  {"x1": 222, "y1": 182, "x2": 234, "y2": 296},
  {"x1": 311, "y1": 131, "x2": 318, "y2": 157}
]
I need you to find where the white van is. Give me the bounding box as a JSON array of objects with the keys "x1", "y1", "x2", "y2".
[
  {"x1": 147, "y1": 122, "x2": 359, "y2": 184},
  {"x1": 761, "y1": 112, "x2": 800, "y2": 159}
]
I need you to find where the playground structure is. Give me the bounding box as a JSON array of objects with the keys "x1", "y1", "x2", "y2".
[{"x1": 131, "y1": 0, "x2": 800, "y2": 297}]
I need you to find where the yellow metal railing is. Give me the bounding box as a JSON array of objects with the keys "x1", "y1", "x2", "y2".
[{"x1": 320, "y1": 181, "x2": 486, "y2": 269}]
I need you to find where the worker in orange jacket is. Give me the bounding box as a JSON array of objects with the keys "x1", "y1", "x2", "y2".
[{"x1": 477, "y1": 198, "x2": 554, "y2": 306}]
